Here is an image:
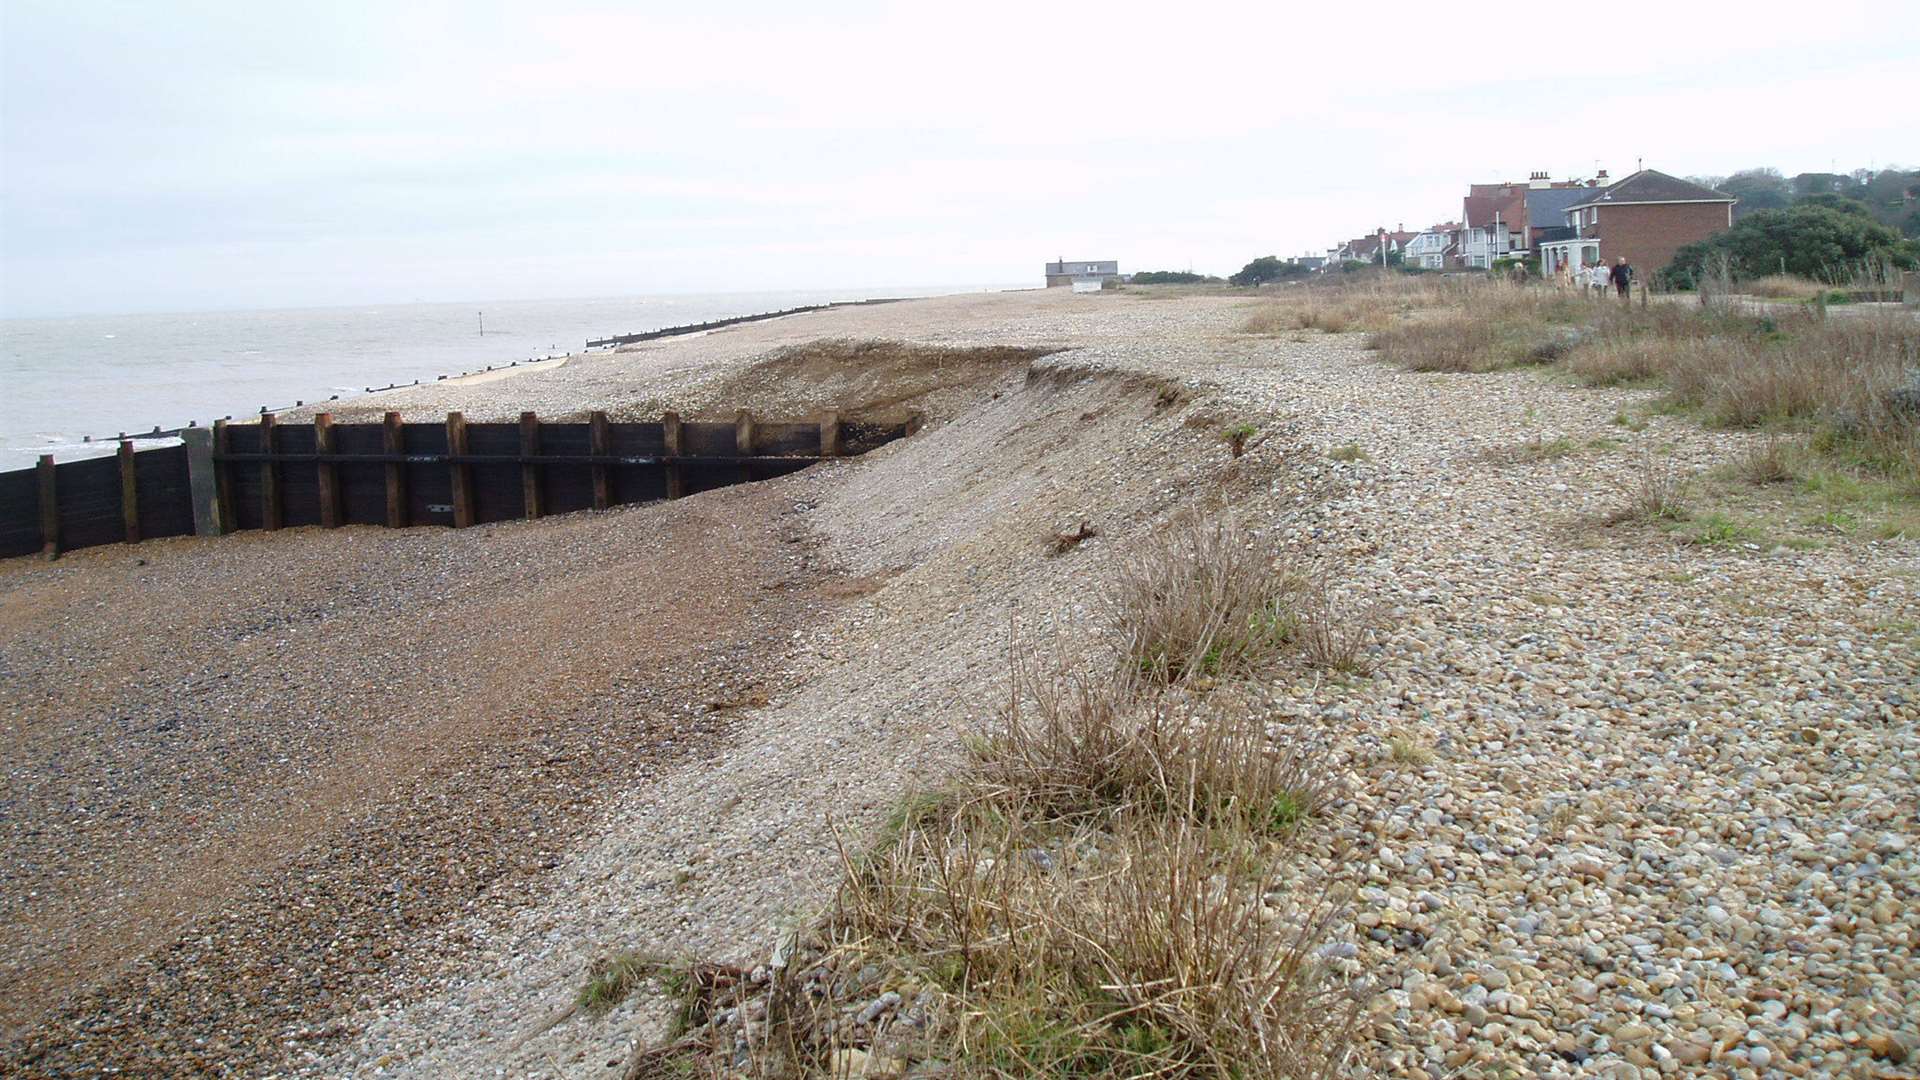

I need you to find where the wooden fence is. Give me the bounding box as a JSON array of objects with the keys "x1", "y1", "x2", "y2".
[{"x1": 2, "y1": 409, "x2": 910, "y2": 560}]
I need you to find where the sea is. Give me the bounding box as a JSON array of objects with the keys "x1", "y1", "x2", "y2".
[{"x1": 0, "y1": 286, "x2": 1009, "y2": 473}]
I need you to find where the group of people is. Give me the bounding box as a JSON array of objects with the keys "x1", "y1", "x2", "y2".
[{"x1": 1557, "y1": 257, "x2": 1635, "y2": 299}]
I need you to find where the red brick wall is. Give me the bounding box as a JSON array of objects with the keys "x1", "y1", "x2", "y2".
[{"x1": 1596, "y1": 202, "x2": 1733, "y2": 278}]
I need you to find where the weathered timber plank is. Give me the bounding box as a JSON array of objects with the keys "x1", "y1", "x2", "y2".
[
  {"x1": 314, "y1": 413, "x2": 341, "y2": 528},
  {"x1": 661, "y1": 411, "x2": 685, "y2": 499},
  {"x1": 520, "y1": 411, "x2": 543, "y2": 519},
  {"x1": 589, "y1": 411, "x2": 611, "y2": 510},
  {"x1": 447, "y1": 412, "x2": 474, "y2": 528},
  {"x1": 211, "y1": 419, "x2": 234, "y2": 533},
  {"x1": 383, "y1": 412, "x2": 407, "y2": 527},
  {"x1": 820, "y1": 411, "x2": 840, "y2": 457},
  {"x1": 182, "y1": 427, "x2": 222, "y2": 538},
  {"x1": 119, "y1": 440, "x2": 140, "y2": 543},
  {"x1": 260, "y1": 413, "x2": 282, "y2": 530},
  {"x1": 37, "y1": 455, "x2": 58, "y2": 560}
]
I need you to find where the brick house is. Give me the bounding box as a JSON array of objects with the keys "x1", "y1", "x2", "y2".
[{"x1": 1539, "y1": 170, "x2": 1736, "y2": 280}]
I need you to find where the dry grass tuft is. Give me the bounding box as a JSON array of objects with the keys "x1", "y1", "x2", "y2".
[
  {"x1": 1106, "y1": 512, "x2": 1307, "y2": 684},
  {"x1": 1385, "y1": 735, "x2": 1435, "y2": 766},
  {"x1": 1364, "y1": 281, "x2": 1586, "y2": 373},
  {"x1": 613, "y1": 507, "x2": 1374, "y2": 1079},
  {"x1": 1735, "y1": 437, "x2": 1801, "y2": 486},
  {"x1": 974, "y1": 652, "x2": 1338, "y2": 835},
  {"x1": 1607, "y1": 452, "x2": 1690, "y2": 525},
  {"x1": 578, "y1": 952, "x2": 676, "y2": 1015},
  {"x1": 1294, "y1": 581, "x2": 1380, "y2": 674},
  {"x1": 1743, "y1": 275, "x2": 1828, "y2": 300},
  {"x1": 1240, "y1": 275, "x2": 1461, "y2": 338},
  {"x1": 810, "y1": 641, "x2": 1356, "y2": 1079},
  {"x1": 1479, "y1": 434, "x2": 1578, "y2": 466}
]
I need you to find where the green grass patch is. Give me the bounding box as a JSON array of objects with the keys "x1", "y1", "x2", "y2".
[
  {"x1": 1678, "y1": 512, "x2": 1765, "y2": 547},
  {"x1": 1611, "y1": 409, "x2": 1649, "y2": 432}
]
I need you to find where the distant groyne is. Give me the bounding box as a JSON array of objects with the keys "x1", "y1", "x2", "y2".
[{"x1": 584, "y1": 297, "x2": 906, "y2": 349}]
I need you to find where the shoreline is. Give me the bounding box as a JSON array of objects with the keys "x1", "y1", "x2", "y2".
[{"x1": 1, "y1": 287, "x2": 1004, "y2": 471}]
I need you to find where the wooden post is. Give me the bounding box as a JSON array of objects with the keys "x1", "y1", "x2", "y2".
[
  {"x1": 519, "y1": 411, "x2": 543, "y2": 519},
  {"x1": 36, "y1": 454, "x2": 58, "y2": 560},
  {"x1": 819, "y1": 410, "x2": 841, "y2": 458},
  {"x1": 118, "y1": 440, "x2": 141, "y2": 544},
  {"x1": 182, "y1": 427, "x2": 222, "y2": 538},
  {"x1": 661, "y1": 411, "x2": 685, "y2": 499},
  {"x1": 735, "y1": 408, "x2": 756, "y2": 484},
  {"x1": 260, "y1": 413, "x2": 282, "y2": 531},
  {"x1": 589, "y1": 410, "x2": 612, "y2": 510},
  {"x1": 314, "y1": 412, "x2": 341, "y2": 528},
  {"x1": 211, "y1": 419, "x2": 234, "y2": 533},
  {"x1": 383, "y1": 412, "x2": 407, "y2": 527},
  {"x1": 447, "y1": 411, "x2": 474, "y2": 528}
]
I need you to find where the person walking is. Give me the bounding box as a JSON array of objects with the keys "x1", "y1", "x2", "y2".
[
  {"x1": 1585, "y1": 262, "x2": 1608, "y2": 298},
  {"x1": 1610, "y1": 256, "x2": 1635, "y2": 300}
]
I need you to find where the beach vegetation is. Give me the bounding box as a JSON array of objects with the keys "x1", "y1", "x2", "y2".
[
  {"x1": 1229, "y1": 255, "x2": 1310, "y2": 287},
  {"x1": 1133, "y1": 270, "x2": 1223, "y2": 285},
  {"x1": 607, "y1": 507, "x2": 1367, "y2": 1077}
]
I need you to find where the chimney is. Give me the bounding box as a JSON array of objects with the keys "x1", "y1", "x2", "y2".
[
  {"x1": 1529, "y1": 170, "x2": 1550, "y2": 190},
  {"x1": 1596, "y1": 169, "x2": 1610, "y2": 184}
]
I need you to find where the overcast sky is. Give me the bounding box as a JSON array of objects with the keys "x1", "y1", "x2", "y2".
[{"x1": 2, "y1": 1, "x2": 1914, "y2": 317}]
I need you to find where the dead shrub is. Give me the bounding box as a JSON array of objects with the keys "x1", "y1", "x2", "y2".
[
  {"x1": 1735, "y1": 436, "x2": 1800, "y2": 485},
  {"x1": 828, "y1": 800, "x2": 1355, "y2": 1079},
  {"x1": 1367, "y1": 311, "x2": 1498, "y2": 372},
  {"x1": 1744, "y1": 275, "x2": 1827, "y2": 300},
  {"x1": 1366, "y1": 283, "x2": 1586, "y2": 373},
  {"x1": 612, "y1": 509, "x2": 1374, "y2": 1079},
  {"x1": 1240, "y1": 275, "x2": 1462, "y2": 338},
  {"x1": 1294, "y1": 581, "x2": 1380, "y2": 674},
  {"x1": 1107, "y1": 511, "x2": 1305, "y2": 684},
  {"x1": 1607, "y1": 452, "x2": 1690, "y2": 525},
  {"x1": 811, "y1": 647, "x2": 1353, "y2": 1079},
  {"x1": 1564, "y1": 337, "x2": 1669, "y2": 386},
  {"x1": 974, "y1": 650, "x2": 1337, "y2": 833}
]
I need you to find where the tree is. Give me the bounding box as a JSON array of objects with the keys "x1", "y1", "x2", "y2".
[
  {"x1": 1662, "y1": 202, "x2": 1919, "y2": 287},
  {"x1": 1790, "y1": 172, "x2": 1859, "y2": 200},
  {"x1": 1228, "y1": 256, "x2": 1306, "y2": 286},
  {"x1": 1721, "y1": 168, "x2": 1791, "y2": 219},
  {"x1": 1795, "y1": 193, "x2": 1875, "y2": 217},
  {"x1": 1132, "y1": 270, "x2": 1221, "y2": 285}
]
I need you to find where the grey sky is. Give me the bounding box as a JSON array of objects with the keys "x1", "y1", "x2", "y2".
[{"x1": 2, "y1": 0, "x2": 1915, "y2": 317}]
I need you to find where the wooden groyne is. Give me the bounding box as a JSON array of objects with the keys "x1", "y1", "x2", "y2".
[
  {"x1": 2, "y1": 410, "x2": 913, "y2": 560},
  {"x1": 584, "y1": 298, "x2": 906, "y2": 350}
]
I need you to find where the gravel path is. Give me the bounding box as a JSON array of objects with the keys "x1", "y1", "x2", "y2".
[{"x1": 4, "y1": 288, "x2": 1914, "y2": 1077}]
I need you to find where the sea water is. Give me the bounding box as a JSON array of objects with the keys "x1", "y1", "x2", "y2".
[{"x1": 0, "y1": 286, "x2": 1001, "y2": 473}]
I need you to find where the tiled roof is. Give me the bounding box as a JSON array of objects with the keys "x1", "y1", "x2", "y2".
[{"x1": 1566, "y1": 170, "x2": 1735, "y2": 209}]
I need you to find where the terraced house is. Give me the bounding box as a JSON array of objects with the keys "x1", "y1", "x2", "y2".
[{"x1": 1537, "y1": 169, "x2": 1737, "y2": 280}]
